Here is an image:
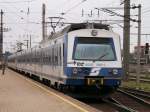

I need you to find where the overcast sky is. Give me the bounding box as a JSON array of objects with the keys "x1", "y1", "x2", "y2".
[{"x1": 1, "y1": 0, "x2": 150, "y2": 52}]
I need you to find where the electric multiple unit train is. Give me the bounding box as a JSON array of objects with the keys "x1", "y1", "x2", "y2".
[{"x1": 8, "y1": 23, "x2": 123, "y2": 95}]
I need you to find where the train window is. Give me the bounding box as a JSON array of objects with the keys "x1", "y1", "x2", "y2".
[
  {"x1": 58, "y1": 46, "x2": 60, "y2": 66},
  {"x1": 32, "y1": 52, "x2": 34, "y2": 63},
  {"x1": 56, "y1": 46, "x2": 58, "y2": 66},
  {"x1": 50, "y1": 48, "x2": 51, "y2": 65},
  {"x1": 55, "y1": 56, "x2": 57, "y2": 65},
  {"x1": 73, "y1": 37, "x2": 116, "y2": 61},
  {"x1": 36, "y1": 50, "x2": 39, "y2": 63},
  {"x1": 48, "y1": 48, "x2": 50, "y2": 65},
  {"x1": 47, "y1": 48, "x2": 49, "y2": 65},
  {"x1": 45, "y1": 51, "x2": 47, "y2": 64},
  {"x1": 31, "y1": 52, "x2": 33, "y2": 63},
  {"x1": 63, "y1": 43, "x2": 64, "y2": 57},
  {"x1": 52, "y1": 47, "x2": 54, "y2": 65},
  {"x1": 37, "y1": 50, "x2": 39, "y2": 63},
  {"x1": 49, "y1": 56, "x2": 51, "y2": 65},
  {"x1": 54, "y1": 46, "x2": 56, "y2": 65},
  {"x1": 46, "y1": 49, "x2": 48, "y2": 64},
  {"x1": 24, "y1": 55, "x2": 26, "y2": 63},
  {"x1": 48, "y1": 48, "x2": 51, "y2": 65},
  {"x1": 57, "y1": 45, "x2": 59, "y2": 66},
  {"x1": 50, "y1": 48, "x2": 52, "y2": 65},
  {"x1": 27, "y1": 54, "x2": 29, "y2": 63},
  {"x1": 59, "y1": 45, "x2": 61, "y2": 66},
  {"x1": 28, "y1": 54, "x2": 31, "y2": 63},
  {"x1": 45, "y1": 50, "x2": 48, "y2": 64},
  {"x1": 42, "y1": 50, "x2": 44, "y2": 63},
  {"x1": 37, "y1": 52, "x2": 39, "y2": 63},
  {"x1": 39, "y1": 50, "x2": 42, "y2": 64},
  {"x1": 40, "y1": 50, "x2": 43, "y2": 64},
  {"x1": 44, "y1": 49, "x2": 46, "y2": 64}
]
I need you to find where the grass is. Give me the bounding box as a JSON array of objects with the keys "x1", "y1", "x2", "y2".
[{"x1": 121, "y1": 80, "x2": 150, "y2": 92}]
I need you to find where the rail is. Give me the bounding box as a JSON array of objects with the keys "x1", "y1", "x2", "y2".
[
  {"x1": 120, "y1": 87, "x2": 150, "y2": 99},
  {"x1": 102, "y1": 97, "x2": 137, "y2": 112},
  {"x1": 117, "y1": 89, "x2": 150, "y2": 107}
]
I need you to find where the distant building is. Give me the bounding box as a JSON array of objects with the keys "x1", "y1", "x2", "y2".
[
  {"x1": 134, "y1": 46, "x2": 145, "y2": 57},
  {"x1": 134, "y1": 45, "x2": 150, "y2": 64}
]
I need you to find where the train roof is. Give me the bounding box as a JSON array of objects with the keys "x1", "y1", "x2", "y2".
[
  {"x1": 62, "y1": 23, "x2": 109, "y2": 32},
  {"x1": 48, "y1": 23, "x2": 110, "y2": 39}
]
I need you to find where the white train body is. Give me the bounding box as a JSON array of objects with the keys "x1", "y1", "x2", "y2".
[{"x1": 8, "y1": 23, "x2": 123, "y2": 89}]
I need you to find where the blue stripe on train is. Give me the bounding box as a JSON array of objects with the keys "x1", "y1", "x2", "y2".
[{"x1": 64, "y1": 67, "x2": 123, "y2": 77}]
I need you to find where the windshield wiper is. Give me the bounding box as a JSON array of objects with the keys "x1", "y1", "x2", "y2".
[
  {"x1": 92, "y1": 52, "x2": 109, "y2": 62},
  {"x1": 97, "y1": 52, "x2": 109, "y2": 60}
]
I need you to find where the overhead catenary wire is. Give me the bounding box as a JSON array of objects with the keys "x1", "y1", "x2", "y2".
[
  {"x1": 51, "y1": 0, "x2": 72, "y2": 11},
  {"x1": 1, "y1": 1, "x2": 149, "y2": 51},
  {"x1": 142, "y1": 9, "x2": 150, "y2": 14},
  {"x1": 0, "y1": 0, "x2": 38, "y2": 4},
  {"x1": 1, "y1": 7, "x2": 41, "y2": 51},
  {"x1": 95, "y1": 8, "x2": 138, "y2": 22},
  {"x1": 61, "y1": 0, "x2": 88, "y2": 15},
  {"x1": 2, "y1": 2, "x2": 41, "y2": 33},
  {"x1": 142, "y1": 5, "x2": 150, "y2": 11}
]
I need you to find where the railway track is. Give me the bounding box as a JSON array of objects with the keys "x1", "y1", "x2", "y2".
[
  {"x1": 79, "y1": 96, "x2": 137, "y2": 112},
  {"x1": 119, "y1": 87, "x2": 150, "y2": 103},
  {"x1": 109, "y1": 90, "x2": 150, "y2": 112},
  {"x1": 102, "y1": 97, "x2": 136, "y2": 112},
  {"x1": 79, "y1": 88, "x2": 150, "y2": 112},
  {"x1": 78, "y1": 98, "x2": 118, "y2": 112}
]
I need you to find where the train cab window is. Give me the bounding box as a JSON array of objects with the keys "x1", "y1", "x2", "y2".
[{"x1": 73, "y1": 37, "x2": 116, "y2": 61}]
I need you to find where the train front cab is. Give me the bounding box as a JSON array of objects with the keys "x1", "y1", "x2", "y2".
[{"x1": 63, "y1": 29, "x2": 123, "y2": 90}]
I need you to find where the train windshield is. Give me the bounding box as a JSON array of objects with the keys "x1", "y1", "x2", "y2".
[{"x1": 73, "y1": 37, "x2": 116, "y2": 61}]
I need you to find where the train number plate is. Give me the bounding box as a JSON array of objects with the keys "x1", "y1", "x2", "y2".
[{"x1": 86, "y1": 78, "x2": 103, "y2": 86}]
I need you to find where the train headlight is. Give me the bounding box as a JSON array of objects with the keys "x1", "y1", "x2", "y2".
[
  {"x1": 73, "y1": 68, "x2": 78, "y2": 74},
  {"x1": 112, "y1": 69, "x2": 118, "y2": 75}
]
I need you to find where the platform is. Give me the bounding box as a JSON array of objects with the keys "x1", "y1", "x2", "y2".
[{"x1": 0, "y1": 69, "x2": 100, "y2": 112}]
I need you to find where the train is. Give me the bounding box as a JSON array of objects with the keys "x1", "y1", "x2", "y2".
[{"x1": 8, "y1": 23, "x2": 123, "y2": 96}]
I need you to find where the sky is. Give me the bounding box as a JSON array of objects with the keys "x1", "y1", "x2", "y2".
[{"x1": 0, "y1": 0, "x2": 150, "y2": 53}]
